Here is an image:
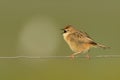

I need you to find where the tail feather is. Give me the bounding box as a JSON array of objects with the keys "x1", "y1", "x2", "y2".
[
  {"x1": 97, "y1": 43, "x2": 110, "y2": 49},
  {"x1": 89, "y1": 41, "x2": 110, "y2": 49}
]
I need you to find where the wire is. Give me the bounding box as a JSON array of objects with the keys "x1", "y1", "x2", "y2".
[{"x1": 0, "y1": 55, "x2": 120, "y2": 59}]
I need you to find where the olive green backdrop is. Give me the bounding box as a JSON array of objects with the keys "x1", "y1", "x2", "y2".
[{"x1": 0, "y1": 0, "x2": 120, "y2": 80}]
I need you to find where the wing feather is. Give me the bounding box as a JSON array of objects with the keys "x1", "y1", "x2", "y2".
[{"x1": 70, "y1": 31, "x2": 94, "y2": 43}]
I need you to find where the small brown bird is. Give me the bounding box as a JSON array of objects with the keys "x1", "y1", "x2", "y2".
[{"x1": 62, "y1": 25, "x2": 108, "y2": 59}]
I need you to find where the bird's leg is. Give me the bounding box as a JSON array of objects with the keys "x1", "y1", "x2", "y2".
[{"x1": 70, "y1": 52, "x2": 82, "y2": 59}]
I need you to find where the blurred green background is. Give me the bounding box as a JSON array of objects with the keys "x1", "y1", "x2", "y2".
[{"x1": 0, "y1": 0, "x2": 120, "y2": 80}]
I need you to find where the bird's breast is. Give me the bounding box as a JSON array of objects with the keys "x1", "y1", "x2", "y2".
[
  {"x1": 63, "y1": 33, "x2": 69, "y2": 42},
  {"x1": 63, "y1": 33, "x2": 91, "y2": 52}
]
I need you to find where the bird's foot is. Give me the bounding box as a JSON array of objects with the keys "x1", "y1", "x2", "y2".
[
  {"x1": 70, "y1": 55, "x2": 75, "y2": 59},
  {"x1": 85, "y1": 54, "x2": 91, "y2": 60}
]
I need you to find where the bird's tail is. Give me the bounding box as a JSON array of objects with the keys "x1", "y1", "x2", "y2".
[{"x1": 96, "y1": 43, "x2": 110, "y2": 49}]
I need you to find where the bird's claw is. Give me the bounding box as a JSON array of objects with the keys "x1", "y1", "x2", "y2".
[
  {"x1": 85, "y1": 54, "x2": 91, "y2": 60},
  {"x1": 70, "y1": 55, "x2": 75, "y2": 59}
]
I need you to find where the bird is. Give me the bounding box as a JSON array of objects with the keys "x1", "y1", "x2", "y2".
[{"x1": 62, "y1": 25, "x2": 109, "y2": 59}]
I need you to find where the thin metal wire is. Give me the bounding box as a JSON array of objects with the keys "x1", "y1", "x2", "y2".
[{"x1": 0, "y1": 55, "x2": 120, "y2": 59}]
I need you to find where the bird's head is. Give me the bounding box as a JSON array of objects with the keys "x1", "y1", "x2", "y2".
[{"x1": 61, "y1": 25, "x2": 77, "y2": 34}]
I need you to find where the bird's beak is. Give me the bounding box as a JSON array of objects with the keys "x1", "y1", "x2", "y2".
[
  {"x1": 61, "y1": 28, "x2": 67, "y2": 33},
  {"x1": 61, "y1": 29, "x2": 65, "y2": 34}
]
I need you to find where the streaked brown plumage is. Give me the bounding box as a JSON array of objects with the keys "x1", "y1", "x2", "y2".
[{"x1": 62, "y1": 25, "x2": 108, "y2": 59}]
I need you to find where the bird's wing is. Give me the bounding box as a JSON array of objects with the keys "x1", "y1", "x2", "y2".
[
  {"x1": 79, "y1": 31, "x2": 92, "y2": 39},
  {"x1": 71, "y1": 31, "x2": 94, "y2": 43}
]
